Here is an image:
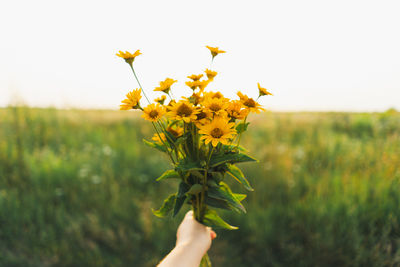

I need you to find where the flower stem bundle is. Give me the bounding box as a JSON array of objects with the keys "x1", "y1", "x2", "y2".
[{"x1": 117, "y1": 46, "x2": 272, "y2": 265}]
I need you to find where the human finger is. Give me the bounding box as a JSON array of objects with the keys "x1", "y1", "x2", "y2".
[
  {"x1": 210, "y1": 230, "x2": 217, "y2": 240},
  {"x1": 184, "y1": 210, "x2": 194, "y2": 219}
]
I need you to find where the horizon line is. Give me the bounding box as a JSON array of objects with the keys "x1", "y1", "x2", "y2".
[{"x1": 0, "y1": 105, "x2": 398, "y2": 114}]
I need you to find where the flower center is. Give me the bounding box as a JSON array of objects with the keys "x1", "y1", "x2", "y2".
[
  {"x1": 209, "y1": 103, "x2": 222, "y2": 112},
  {"x1": 210, "y1": 128, "x2": 224, "y2": 138},
  {"x1": 168, "y1": 127, "x2": 180, "y2": 137},
  {"x1": 149, "y1": 110, "x2": 159, "y2": 118},
  {"x1": 177, "y1": 104, "x2": 193, "y2": 117},
  {"x1": 243, "y1": 98, "x2": 256, "y2": 108},
  {"x1": 213, "y1": 92, "x2": 223, "y2": 99},
  {"x1": 229, "y1": 110, "x2": 239, "y2": 118},
  {"x1": 196, "y1": 111, "x2": 207, "y2": 120}
]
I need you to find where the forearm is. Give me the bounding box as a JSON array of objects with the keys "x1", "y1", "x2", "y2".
[{"x1": 157, "y1": 243, "x2": 204, "y2": 267}]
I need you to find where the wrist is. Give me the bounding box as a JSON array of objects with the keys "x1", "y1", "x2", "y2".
[
  {"x1": 175, "y1": 242, "x2": 207, "y2": 261},
  {"x1": 158, "y1": 243, "x2": 204, "y2": 267}
]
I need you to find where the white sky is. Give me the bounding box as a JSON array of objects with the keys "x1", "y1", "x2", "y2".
[{"x1": 1, "y1": 0, "x2": 399, "y2": 111}]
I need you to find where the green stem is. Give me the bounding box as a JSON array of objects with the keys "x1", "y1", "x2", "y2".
[
  {"x1": 236, "y1": 116, "x2": 248, "y2": 149},
  {"x1": 168, "y1": 91, "x2": 175, "y2": 100},
  {"x1": 196, "y1": 194, "x2": 201, "y2": 221},
  {"x1": 151, "y1": 122, "x2": 176, "y2": 165},
  {"x1": 199, "y1": 145, "x2": 215, "y2": 222},
  {"x1": 183, "y1": 123, "x2": 191, "y2": 156},
  {"x1": 190, "y1": 123, "x2": 196, "y2": 159},
  {"x1": 129, "y1": 64, "x2": 151, "y2": 104},
  {"x1": 207, "y1": 145, "x2": 215, "y2": 164},
  {"x1": 195, "y1": 126, "x2": 200, "y2": 159},
  {"x1": 128, "y1": 65, "x2": 177, "y2": 164},
  {"x1": 157, "y1": 120, "x2": 183, "y2": 158},
  {"x1": 209, "y1": 57, "x2": 214, "y2": 69},
  {"x1": 200, "y1": 253, "x2": 212, "y2": 267}
]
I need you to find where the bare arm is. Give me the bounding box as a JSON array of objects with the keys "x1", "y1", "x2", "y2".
[{"x1": 157, "y1": 211, "x2": 216, "y2": 267}]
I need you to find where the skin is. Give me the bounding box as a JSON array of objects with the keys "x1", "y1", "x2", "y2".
[{"x1": 157, "y1": 211, "x2": 217, "y2": 267}]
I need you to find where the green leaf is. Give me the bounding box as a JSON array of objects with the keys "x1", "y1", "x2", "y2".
[
  {"x1": 219, "y1": 181, "x2": 239, "y2": 196},
  {"x1": 190, "y1": 170, "x2": 204, "y2": 180},
  {"x1": 207, "y1": 182, "x2": 246, "y2": 213},
  {"x1": 167, "y1": 120, "x2": 179, "y2": 128},
  {"x1": 226, "y1": 164, "x2": 254, "y2": 191},
  {"x1": 174, "y1": 135, "x2": 187, "y2": 146},
  {"x1": 176, "y1": 159, "x2": 203, "y2": 172},
  {"x1": 203, "y1": 209, "x2": 238, "y2": 230},
  {"x1": 222, "y1": 144, "x2": 248, "y2": 152},
  {"x1": 206, "y1": 193, "x2": 246, "y2": 211},
  {"x1": 200, "y1": 253, "x2": 211, "y2": 267},
  {"x1": 236, "y1": 122, "x2": 250, "y2": 134},
  {"x1": 156, "y1": 169, "x2": 180, "y2": 181},
  {"x1": 164, "y1": 130, "x2": 177, "y2": 145},
  {"x1": 177, "y1": 182, "x2": 190, "y2": 197},
  {"x1": 187, "y1": 184, "x2": 203, "y2": 195},
  {"x1": 233, "y1": 193, "x2": 247, "y2": 202},
  {"x1": 174, "y1": 182, "x2": 191, "y2": 216},
  {"x1": 207, "y1": 179, "x2": 218, "y2": 187},
  {"x1": 210, "y1": 152, "x2": 257, "y2": 167},
  {"x1": 210, "y1": 172, "x2": 224, "y2": 183},
  {"x1": 173, "y1": 195, "x2": 187, "y2": 217},
  {"x1": 206, "y1": 196, "x2": 233, "y2": 211},
  {"x1": 152, "y1": 194, "x2": 176, "y2": 218},
  {"x1": 143, "y1": 139, "x2": 167, "y2": 152}
]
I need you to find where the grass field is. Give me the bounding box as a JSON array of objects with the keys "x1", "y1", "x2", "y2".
[{"x1": 0, "y1": 107, "x2": 400, "y2": 267}]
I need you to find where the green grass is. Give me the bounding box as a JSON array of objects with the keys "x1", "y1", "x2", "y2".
[{"x1": 0, "y1": 107, "x2": 400, "y2": 267}]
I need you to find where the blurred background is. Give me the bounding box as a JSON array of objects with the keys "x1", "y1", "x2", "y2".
[{"x1": 1, "y1": 0, "x2": 400, "y2": 266}]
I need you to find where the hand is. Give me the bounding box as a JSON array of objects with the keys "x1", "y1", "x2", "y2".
[
  {"x1": 158, "y1": 210, "x2": 217, "y2": 267},
  {"x1": 176, "y1": 210, "x2": 217, "y2": 254}
]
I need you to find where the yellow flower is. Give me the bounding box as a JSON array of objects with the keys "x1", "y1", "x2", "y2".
[
  {"x1": 141, "y1": 104, "x2": 166, "y2": 122},
  {"x1": 167, "y1": 100, "x2": 199, "y2": 123},
  {"x1": 167, "y1": 125, "x2": 184, "y2": 138},
  {"x1": 237, "y1": 92, "x2": 265, "y2": 114},
  {"x1": 187, "y1": 74, "x2": 204, "y2": 81},
  {"x1": 154, "y1": 78, "x2": 177, "y2": 94},
  {"x1": 155, "y1": 95, "x2": 167, "y2": 105},
  {"x1": 206, "y1": 46, "x2": 226, "y2": 58},
  {"x1": 152, "y1": 133, "x2": 166, "y2": 143},
  {"x1": 197, "y1": 80, "x2": 209, "y2": 91},
  {"x1": 198, "y1": 117, "x2": 236, "y2": 147},
  {"x1": 257, "y1": 83, "x2": 273, "y2": 97},
  {"x1": 237, "y1": 91, "x2": 246, "y2": 101},
  {"x1": 116, "y1": 50, "x2": 141, "y2": 65},
  {"x1": 185, "y1": 80, "x2": 209, "y2": 91},
  {"x1": 188, "y1": 92, "x2": 202, "y2": 106},
  {"x1": 166, "y1": 99, "x2": 176, "y2": 110},
  {"x1": 185, "y1": 81, "x2": 198, "y2": 91},
  {"x1": 194, "y1": 107, "x2": 212, "y2": 126},
  {"x1": 202, "y1": 97, "x2": 229, "y2": 117},
  {"x1": 205, "y1": 69, "x2": 217, "y2": 80},
  {"x1": 120, "y1": 89, "x2": 142, "y2": 110},
  {"x1": 203, "y1": 91, "x2": 227, "y2": 101},
  {"x1": 227, "y1": 101, "x2": 248, "y2": 120}
]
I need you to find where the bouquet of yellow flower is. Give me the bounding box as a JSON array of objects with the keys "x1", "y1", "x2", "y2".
[{"x1": 117, "y1": 46, "x2": 272, "y2": 266}]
